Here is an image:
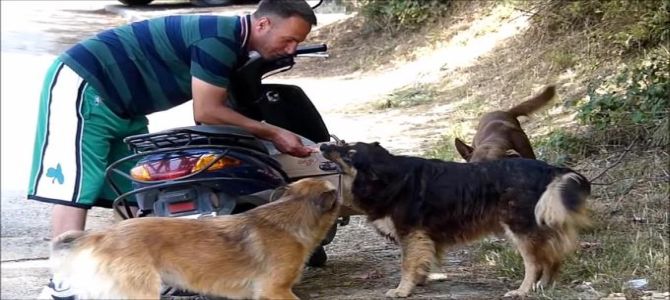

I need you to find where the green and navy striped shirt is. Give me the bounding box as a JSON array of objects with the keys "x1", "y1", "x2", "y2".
[{"x1": 59, "y1": 15, "x2": 250, "y2": 118}]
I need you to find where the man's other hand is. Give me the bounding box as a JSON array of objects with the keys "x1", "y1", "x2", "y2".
[{"x1": 270, "y1": 126, "x2": 312, "y2": 157}]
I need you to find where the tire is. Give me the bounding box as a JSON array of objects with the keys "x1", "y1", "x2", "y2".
[
  {"x1": 231, "y1": 203, "x2": 256, "y2": 214},
  {"x1": 118, "y1": 0, "x2": 153, "y2": 6},
  {"x1": 306, "y1": 246, "x2": 328, "y2": 267},
  {"x1": 190, "y1": 0, "x2": 234, "y2": 7},
  {"x1": 321, "y1": 224, "x2": 337, "y2": 246}
]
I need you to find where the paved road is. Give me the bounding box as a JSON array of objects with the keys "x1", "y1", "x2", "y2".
[{"x1": 0, "y1": 1, "x2": 346, "y2": 298}]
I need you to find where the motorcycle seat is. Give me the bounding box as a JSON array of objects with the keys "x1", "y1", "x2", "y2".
[{"x1": 124, "y1": 125, "x2": 269, "y2": 154}]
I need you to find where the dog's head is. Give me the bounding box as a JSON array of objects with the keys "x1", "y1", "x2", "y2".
[
  {"x1": 320, "y1": 141, "x2": 395, "y2": 177},
  {"x1": 272, "y1": 178, "x2": 341, "y2": 240},
  {"x1": 454, "y1": 138, "x2": 521, "y2": 162},
  {"x1": 283, "y1": 178, "x2": 340, "y2": 214},
  {"x1": 320, "y1": 142, "x2": 403, "y2": 207}
]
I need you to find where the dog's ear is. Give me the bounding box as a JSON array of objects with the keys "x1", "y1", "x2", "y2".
[
  {"x1": 454, "y1": 138, "x2": 473, "y2": 161},
  {"x1": 505, "y1": 149, "x2": 522, "y2": 158},
  {"x1": 311, "y1": 189, "x2": 338, "y2": 213}
]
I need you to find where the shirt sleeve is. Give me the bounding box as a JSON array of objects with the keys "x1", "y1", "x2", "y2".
[{"x1": 190, "y1": 37, "x2": 238, "y2": 88}]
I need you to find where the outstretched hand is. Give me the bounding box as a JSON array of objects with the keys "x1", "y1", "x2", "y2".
[{"x1": 269, "y1": 126, "x2": 313, "y2": 157}]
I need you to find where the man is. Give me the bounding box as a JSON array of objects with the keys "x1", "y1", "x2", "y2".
[{"x1": 31, "y1": 0, "x2": 317, "y2": 298}]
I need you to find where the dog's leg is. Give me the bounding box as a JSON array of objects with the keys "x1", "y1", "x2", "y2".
[
  {"x1": 538, "y1": 232, "x2": 571, "y2": 288},
  {"x1": 254, "y1": 264, "x2": 301, "y2": 300},
  {"x1": 385, "y1": 231, "x2": 435, "y2": 298},
  {"x1": 417, "y1": 243, "x2": 448, "y2": 286},
  {"x1": 504, "y1": 235, "x2": 542, "y2": 298},
  {"x1": 257, "y1": 288, "x2": 299, "y2": 300},
  {"x1": 540, "y1": 260, "x2": 561, "y2": 287},
  {"x1": 510, "y1": 132, "x2": 536, "y2": 159}
]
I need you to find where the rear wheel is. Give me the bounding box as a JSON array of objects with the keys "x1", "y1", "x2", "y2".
[
  {"x1": 307, "y1": 246, "x2": 328, "y2": 267},
  {"x1": 118, "y1": 0, "x2": 153, "y2": 5}
]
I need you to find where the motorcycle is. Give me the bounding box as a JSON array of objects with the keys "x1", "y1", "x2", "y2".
[{"x1": 104, "y1": 39, "x2": 361, "y2": 297}]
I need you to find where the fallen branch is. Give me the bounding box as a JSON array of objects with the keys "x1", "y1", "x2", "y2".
[
  {"x1": 589, "y1": 140, "x2": 636, "y2": 184},
  {"x1": 507, "y1": 2, "x2": 553, "y2": 24}
]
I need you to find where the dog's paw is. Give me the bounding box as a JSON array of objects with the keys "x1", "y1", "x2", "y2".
[
  {"x1": 385, "y1": 288, "x2": 410, "y2": 298},
  {"x1": 417, "y1": 272, "x2": 448, "y2": 286},
  {"x1": 503, "y1": 289, "x2": 528, "y2": 298},
  {"x1": 427, "y1": 272, "x2": 448, "y2": 282}
]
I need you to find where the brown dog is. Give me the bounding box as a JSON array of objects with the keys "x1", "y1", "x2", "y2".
[
  {"x1": 455, "y1": 85, "x2": 556, "y2": 162},
  {"x1": 49, "y1": 178, "x2": 341, "y2": 300},
  {"x1": 321, "y1": 142, "x2": 591, "y2": 298}
]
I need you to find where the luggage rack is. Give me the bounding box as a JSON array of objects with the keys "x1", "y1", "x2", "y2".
[{"x1": 124, "y1": 125, "x2": 268, "y2": 154}]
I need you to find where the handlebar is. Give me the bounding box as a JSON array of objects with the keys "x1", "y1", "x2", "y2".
[{"x1": 295, "y1": 44, "x2": 327, "y2": 56}]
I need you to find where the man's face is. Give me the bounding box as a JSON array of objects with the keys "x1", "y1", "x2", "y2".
[{"x1": 253, "y1": 15, "x2": 312, "y2": 59}]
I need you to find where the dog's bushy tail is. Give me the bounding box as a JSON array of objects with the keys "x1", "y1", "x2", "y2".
[
  {"x1": 507, "y1": 85, "x2": 556, "y2": 118},
  {"x1": 535, "y1": 172, "x2": 591, "y2": 230}
]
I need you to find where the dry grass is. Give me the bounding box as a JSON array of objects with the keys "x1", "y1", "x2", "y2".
[{"x1": 285, "y1": 1, "x2": 491, "y2": 78}]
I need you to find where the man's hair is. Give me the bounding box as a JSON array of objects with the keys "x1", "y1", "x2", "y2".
[{"x1": 253, "y1": 0, "x2": 317, "y2": 26}]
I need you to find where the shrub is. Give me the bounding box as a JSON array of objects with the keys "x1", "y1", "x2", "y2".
[
  {"x1": 358, "y1": 0, "x2": 452, "y2": 33},
  {"x1": 577, "y1": 50, "x2": 669, "y2": 146},
  {"x1": 528, "y1": 0, "x2": 670, "y2": 53}
]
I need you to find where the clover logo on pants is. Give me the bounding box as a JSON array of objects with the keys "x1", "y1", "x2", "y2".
[{"x1": 46, "y1": 163, "x2": 65, "y2": 185}]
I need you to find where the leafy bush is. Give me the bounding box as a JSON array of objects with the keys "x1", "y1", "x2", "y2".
[
  {"x1": 528, "y1": 0, "x2": 670, "y2": 53},
  {"x1": 534, "y1": 50, "x2": 669, "y2": 165},
  {"x1": 534, "y1": 129, "x2": 590, "y2": 165},
  {"x1": 358, "y1": 0, "x2": 452, "y2": 33},
  {"x1": 577, "y1": 50, "x2": 669, "y2": 145}
]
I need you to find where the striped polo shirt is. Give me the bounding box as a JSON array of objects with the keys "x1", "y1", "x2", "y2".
[{"x1": 59, "y1": 14, "x2": 251, "y2": 118}]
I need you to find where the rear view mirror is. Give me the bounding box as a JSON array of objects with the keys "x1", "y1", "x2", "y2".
[{"x1": 305, "y1": 0, "x2": 323, "y2": 10}]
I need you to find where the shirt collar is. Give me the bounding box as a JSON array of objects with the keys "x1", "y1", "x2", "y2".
[{"x1": 239, "y1": 14, "x2": 251, "y2": 51}]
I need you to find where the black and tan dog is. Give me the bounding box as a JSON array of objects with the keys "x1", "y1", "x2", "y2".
[
  {"x1": 455, "y1": 85, "x2": 556, "y2": 162},
  {"x1": 321, "y1": 142, "x2": 590, "y2": 298},
  {"x1": 49, "y1": 178, "x2": 341, "y2": 300}
]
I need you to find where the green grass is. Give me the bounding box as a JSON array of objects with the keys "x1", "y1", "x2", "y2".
[
  {"x1": 424, "y1": 135, "x2": 461, "y2": 162},
  {"x1": 373, "y1": 83, "x2": 439, "y2": 110}
]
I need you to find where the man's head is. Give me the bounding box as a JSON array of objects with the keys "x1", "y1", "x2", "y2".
[{"x1": 249, "y1": 0, "x2": 317, "y2": 59}]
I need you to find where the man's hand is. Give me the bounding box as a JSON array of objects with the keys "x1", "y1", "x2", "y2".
[
  {"x1": 269, "y1": 125, "x2": 313, "y2": 157},
  {"x1": 191, "y1": 77, "x2": 314, "y2": 158}
]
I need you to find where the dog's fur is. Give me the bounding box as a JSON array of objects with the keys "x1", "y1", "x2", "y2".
[
  {"x1": 455, "y1": 85, "x2": 556, "y2": 162},
  {"x1": 321, "y1": 142, "x2": 590, "y2": 298},
  {"x1": 49, "y1": 178, "x2": 341, "y2": 300}
]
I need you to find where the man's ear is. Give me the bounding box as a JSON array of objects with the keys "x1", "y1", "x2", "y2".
[
  {"x1": 256, "y1": 16, "x2": 271, "y2": 32},
  {"x1": 312, "y1": 189, "x2": 338, "y2": 213},
  {"x1": 454, "y1": 138, "x2": 474, "y2": 161}
]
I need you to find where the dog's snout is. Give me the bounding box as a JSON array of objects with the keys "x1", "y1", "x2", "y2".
[{"x1": 319, "y1": 143, "x2": 333, "y2": 152}]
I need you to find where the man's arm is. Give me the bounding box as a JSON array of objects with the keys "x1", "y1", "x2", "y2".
[{"x1": 191, "y1": 77, "x2": 312, "y2": 157}]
